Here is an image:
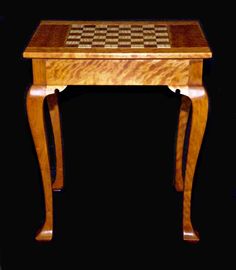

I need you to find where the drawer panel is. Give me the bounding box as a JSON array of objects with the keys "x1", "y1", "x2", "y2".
[{"x1": 46, "y1": 59, "x2": 190, "y2": 86}]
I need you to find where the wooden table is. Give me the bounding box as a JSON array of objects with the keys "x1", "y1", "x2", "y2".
[{"x1": 23, "y1": 20, "x2": 212, "y2": 242}]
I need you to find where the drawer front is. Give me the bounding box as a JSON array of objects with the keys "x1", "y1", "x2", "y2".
[{"x1": 45, "y1": 59, "x2": 190, "y2": 86}]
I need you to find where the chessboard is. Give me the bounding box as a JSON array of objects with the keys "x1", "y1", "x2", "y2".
[{"x1": 65, "y1": 24, "x2": 171, "y2": 48}]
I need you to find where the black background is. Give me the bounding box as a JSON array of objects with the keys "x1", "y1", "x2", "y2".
[{"x1": 1, "y1": 5, "x2": 236, "y2": 268}]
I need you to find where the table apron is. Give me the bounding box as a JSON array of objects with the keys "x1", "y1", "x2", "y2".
[{"x1": 38, "y1": 59, "x2": 199, "y2": 86}]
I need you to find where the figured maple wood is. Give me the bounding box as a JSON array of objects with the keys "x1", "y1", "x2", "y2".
[
  {"x1": 32, "y1": 59, "x2": 46, "y2": 85},
  {"x1": 183, "y1": 87, "x2": 208, "y2": 242},
  {"x1": 188, "y1": 60, "x2": 203, "y2": 86},
  {"x1": 26, "y1": 85, "x2": 67, "y2": 240},
  {"x1": 47, "y1": 91, "x2": 64, "y2": 191},
  {"x1": 174, "y1": 58, "x2": 203, "y2": 192},
  {"x1": 175, "y1": 95, "x2": 191, "y2": 192},
  {"x1": 183, "y1": 87, "x2": 208, "y2": 241},
  {"x1": 46, "y1": 59, "x2": 190, "y2": 86},
  {"x1": 169, "y1": 86, "x2": 208, "y2": 242},
  {"x1": 23, "y1": 20, "x2": 212, "y2": 59},
  {"x1": 26, "y1": 85, "x2": 53, "y2": 241}
]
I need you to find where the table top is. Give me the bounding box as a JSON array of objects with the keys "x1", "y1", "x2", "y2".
[{"x1": 23, "y1": 20, "x2": 212, "y2": 59}]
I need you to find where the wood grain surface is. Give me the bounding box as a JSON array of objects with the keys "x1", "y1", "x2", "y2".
[
  {"x1": 169, "y1": 86, "x2": 209, "y2": 242},
  {"x1": 26, "y1": 85, "x2": 54, "y2": 241},
  {"x1": 46, "y1": 59, "x2": 190, "y2": 86},
  {"x1": 32, "y1": 59, "x2": 46, "y2": 84},
  {"x1": 23, "y1": 20, "x2": 212, "y2": 59},
  {"x1": 47, "y1": 91, "x2": 64, "y2": 191},
  {"x1": 29, "y1": 25, "x2": 70, "y2": 47},
  {"x1": 24, "y1": 47, "x2": 212, "y2": 59},
  {"x1": 175, "y1": 95, "x2": 191, "y2": 192},
  {"x1": 183, "y1": 88, "x2": 208, "y2": 242}
]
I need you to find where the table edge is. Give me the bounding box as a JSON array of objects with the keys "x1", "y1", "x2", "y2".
[{"x1": 23, "y1": 47, "x2": 212, "y2": 59}]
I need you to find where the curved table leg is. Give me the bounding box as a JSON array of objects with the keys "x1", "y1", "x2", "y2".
[
  {"x1": 175, "y1": 95, "x2": 191, "y2": 192},
  {"x1": 47, "y1": 91, "x2": 64, "y2": 191},
  {"x1": 27, "y1": 85, "x2": 66, "y2": 241},
  {"x1": 169, "y1": 86, "x2": 208, "y2": 242},
  {"x1": 27, "y1": 85, "x2": 53, "y2": 241}
]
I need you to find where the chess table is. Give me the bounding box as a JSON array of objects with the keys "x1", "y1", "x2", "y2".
[{"x1": 23, "y1": 20, "x2": 212, "y2": 242}]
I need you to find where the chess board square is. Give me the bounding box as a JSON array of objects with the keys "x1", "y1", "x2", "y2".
[
  {"x1": 79, "y1": 41, "x2": 93, "y2": 44},
  {"x1": 119, "y1": 41, "x2": 131, "y2": 45},
  {"x1": 83, "y1": 25, "x2": 96, "y2": 28},
  {"x1": 105, "y1": 44, "x2": 118, "y2": 48},
  {"x1": 156, "y1": 32, "x2": 169, "y2": 37},
  {"x1": 95, "y1": 30, "x2": 107, "y2": 34},
  {"x1": 143, "y1": 32, "x2": 156, "y2": 37},
  {"x1": 143, "y1": 27, "x2": 155, "y2": 31},
  {"x1": 96, "y1": 38, "x2": 107, "y2": 43},
  {"x1": 131, "y1": 42, "x2": 143, "y2": 48},
  {"x1": 106, "y1": 38, "x2": 119, "y2": 43},
  {"x1": 65, "y1": 41, "x2": 79, "y2": 46},
  {"x1": 119, "y1": 30, "x2": 131, "y2": 34},
  {"x1": 144, "y1": 41, "x2": 156, "y2": 45},
  {"x1": 71, "y1": 24, "x2": 83, "y2": 28},
  {"x1": 131, "y1": 27, "x2": 143, "y2": 31},
  {"x1": 80, "y1": 38, "x2": 93, "y2": 43},
  {"x1": 156, "y1": 26, "x2": 168, "y2": 31},
  {"x1": 143, "y1": 30, "x2": 155, "y2": 34},
  {"x1": 81, "y1": 32, "x2": 95, "y2": 37},
  {"x1": 143, "y1": 36, "x2": 156, "y2": 40},
  {"x1": 156, "y1": 38, "x2": 170, "y2": 42},
  {"x1": 131, "y1": 44, "x2": 145, "y2": 48},
  {"x1": 96, "y1": 27, "x2": 107, "y2": 30},
  {"x1": 119, "y1": 25, "x2": 131, "y2": 28},
  {"x1": 70, "y1": 30, "x2": 83, "y2": 34},
  {"x1": 131, "y1": 29, "x2": 143, "y2": 33},
  {"x1": 119, "y1": 27, "x2": 131, "y2": 30},
  {"x1": 93, "y1": 41, "x2": 106, "y2": 46},
  {"x1": 107, "y1": 30, "x2": 119, "y2": 33},
  {"x1": 119, "y1": 38, "x2": 132, "y2": 43},
  {"x1": 107, "y1": 26, "x2": 119, "y2": 31},
  {"x1": 143, "y1": 24, "x2": 155, "y2": 28},
  {"x1": 119, "y1": 36, "x2": 131, "y2": 40},
  {"x1": 118, "y1": 32, "x2": 130, "y2": 37},
  {"x1": 66, "y1": 39, "x2": 81, "y2": 42},
  {"x1": 106, "y1": 32, "x2": 119, "y2": 36},
  {"x1": 93, "y1": 36, "x2": 106, "y2": 41},
  {"x1": 131, "y1": 38, "x2": 144, "y2": 42},
  {"x1": 131, "y1": 33, "x2": 144, "y2": 37},
  {"x1": 146, "y1": 44, "x2": 159, "y2": 47},
  {"x1": 78, "y1": 44, "x2": 92, "y2": 48},
  {"x1": 82, "y1": 30, "x2": 95, "y2": 34},
  {"x1": 67, "y1": 35, "x2": 81, "y2": 40},
  {"x1": 119, "y1": 44, "x2": 131, "y2": 47}
]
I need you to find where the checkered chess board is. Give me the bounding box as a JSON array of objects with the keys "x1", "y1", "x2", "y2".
[{"x1": 65, "y1": 24, "x2": 171, "y2": 48}]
